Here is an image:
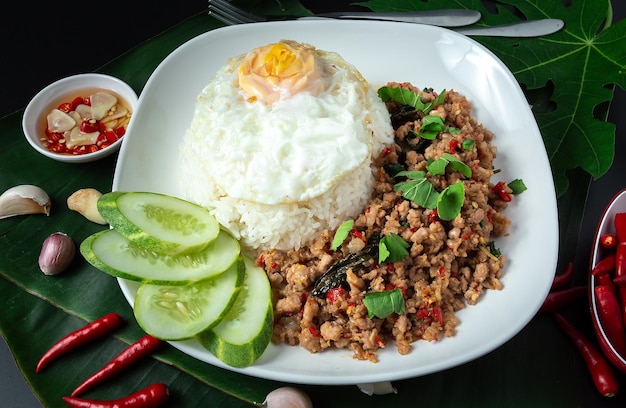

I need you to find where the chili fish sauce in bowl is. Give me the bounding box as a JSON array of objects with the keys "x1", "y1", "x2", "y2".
[
  {"x1": 589, "y1": 187, "x2": 626, "y2": 373},
  {"x1": 22, "y1": 73, "x2": 138, "y2": 163}
]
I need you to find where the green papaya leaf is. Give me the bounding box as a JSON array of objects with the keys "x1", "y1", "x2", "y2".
[{"x1": 357, "y1": 0, "x2": 626, "y2": 197}]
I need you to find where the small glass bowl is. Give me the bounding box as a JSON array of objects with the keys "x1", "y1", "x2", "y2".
[{"x1": 22, "y1": 73, "x2": 138, "y2": 163}]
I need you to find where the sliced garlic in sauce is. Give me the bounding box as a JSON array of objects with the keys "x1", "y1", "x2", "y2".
[
  {"x1": 90, "y1": 92, "x2": 117, "y2": 120},
  {"x1": 46, "y1": 109, "x2": 76, "y2": 133}
]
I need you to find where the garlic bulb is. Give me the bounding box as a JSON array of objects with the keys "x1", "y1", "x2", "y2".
[
  {"x1": 39, "y1": 232, "x2": 75, "y2": 275},
  {"x1": 0, "y1": 185, "x2": 51, "y2": 219},
  {"x1": 255, "y1": 387, "x2": 313, "y2": 408}
]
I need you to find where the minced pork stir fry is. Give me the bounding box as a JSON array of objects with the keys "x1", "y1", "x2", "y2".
[{"x1": 256, "y1": 82, "x2": 519, "y2": 362}]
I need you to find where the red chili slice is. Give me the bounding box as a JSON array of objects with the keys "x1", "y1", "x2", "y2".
[
  {"x1": 492, "y1": 181, "x2": 512, "y2": 202},
  {"x1": 601, "y1": 234, "x2": 618, "y2": 250}
]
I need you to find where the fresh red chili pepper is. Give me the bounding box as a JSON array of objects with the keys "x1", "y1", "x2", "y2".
[
  {"x1": 36, "y1": 313, "x2": 123, "y2": 373},
  {"x1": 619, "y1": 286, "x2": 626, "y2": 329},
  {"x1": 594, "y1": 285, "x2": 626, "y2": 357},
  {"x1": 63, "y1": 383, "x2": 169, "y2": 408},
  {"x1": 615, "y1": 242, "x2": 626, "y2": 278},
  {"x1": 613, "y1": 274, "x2": 626, "y2": 287},
  {"x1": 614, "y1": 212, "x2": 626, "y2": 242},
  {"x1": 591, "y1": 253, "x2": 615, "y2": 276},
  {"x1": 492, "y1": 181, "x2": 512, "y2": 202},
  {"x1": 538, "y1": 286, "x2": 587, "y2": 313},
  {"x1": 601, "y1": 233, "x2": 618, "y2": 250},
  {"x1": 71, "y1": 335, "x2": 163, "y2": 397},
  {"x1": 551, "y1": 261, "x2": 574, "y2": 290},
  {"x1": 597, "y1": 272, "x2": 617, "y2": 295},
  {"x1": 551, "y1": 312, "x2": 619, "y2": 397}
]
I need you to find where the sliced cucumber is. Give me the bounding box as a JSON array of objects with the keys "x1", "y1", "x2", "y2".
[
  {"x1": 134, "y1": 256, "x2": 245, "y2": 340},
  {"x1": 198, "y1": 255, "x2": 273, "y2": 368},
  {"x1": 98, "y1": 191, "x2": 219, "y2": 255},
  {"x1": 80, "y1": 228, "x2": 240, "y2": 285}
]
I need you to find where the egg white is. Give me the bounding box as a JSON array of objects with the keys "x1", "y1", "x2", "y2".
[{"x1": 183, "y1": 49, "x2": 393, "y2": 205}]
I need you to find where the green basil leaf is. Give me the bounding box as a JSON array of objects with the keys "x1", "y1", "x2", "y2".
[
  {"x1": 377, "y1": 86, "x2": 424, "y2": 109},
  {"x1": 426, "y1": 153, "x2": 472, "y2": 178},
  {"x1": 394, "y1": 170, "x2": 426, "y2": 179},
  {"x1": 377, "y1": 87, "x2": 446, "y2": 115},
  {"x1": 437, "y1": 182, "x2": 465, "y2": 221},
  {"x1": 462, "y1": 138, "x2": 474, "y2": 150},
  {"x1": 379, "y1": 233, "x2": 409, "y2": 263},
  {"x1": 394, "y1": 178, "x2": 439, "y2": 209},
  {"x1": 331, "y1": 219, "x2": 354, "y2": 250},
  {"x1": 363, "y1": 289, "x2": 406, "y2": 319},
  {"x1": 418, "y1": 115, "x2": 445, "y2": 139}
]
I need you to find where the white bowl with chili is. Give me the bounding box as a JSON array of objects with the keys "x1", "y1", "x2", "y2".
[{"x1": 22, "y1": 73, "x2": 138, "y2": 163}]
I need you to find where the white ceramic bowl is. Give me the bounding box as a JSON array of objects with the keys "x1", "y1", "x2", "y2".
[{"x1": 22, "y1": 73, "x2": 138, "y2": 163}]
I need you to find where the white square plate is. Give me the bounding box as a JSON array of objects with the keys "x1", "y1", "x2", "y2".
[{"x1": 113, "y1": 20, "x2": 558, "y2": 385}]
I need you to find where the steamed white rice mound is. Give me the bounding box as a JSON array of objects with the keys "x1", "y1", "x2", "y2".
[{"x1": 178, "y1": 41, "x2": 393, "y2": 251}]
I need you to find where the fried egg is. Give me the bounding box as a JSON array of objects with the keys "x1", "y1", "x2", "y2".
[{"x1": 181, "y1": 40, "x2": 393, "y2": 206}]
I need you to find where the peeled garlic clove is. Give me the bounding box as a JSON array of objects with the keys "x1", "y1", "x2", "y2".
[
  {"x1": 0, "y1": 185, "x2": 51, "y2": 219},
  {"x1": 39, "y1": 232, "x2": 75, "y2": 275},
  {"x1": 256, "y1": 387, "x2": 313, "y2": 408},
  {"x1": 67, "y1": 188, "x2": 107, "y2": 225}
]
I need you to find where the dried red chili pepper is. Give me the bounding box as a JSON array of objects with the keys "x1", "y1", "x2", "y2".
[
  {"x1": 538, "y1": 286, "x2": 587, "y2": 313},
  {"x1": 591, "y1": 253, "x2": 616, "y2": 276},
  {"x1": 71, "y1": 335, "x2": 163, "y2": 397},
  {"x1": 551, "y1": 312, "x2": 619, "y2": 397},
  {"x1": 63, "y1": 383, "x2": 169, "y2": 408},
  {"x1": 594, "y1": 285, "x2": 626, "y2": 357},
  {"x1": 601, "y1": 233, "x2": 618, "y2": 250},
  {"x1": 551, "y1": 262, "x2": 574, "y2": 290},
  {"x1": 36, "y1": 313, "x2": 123, "y2": 373}
]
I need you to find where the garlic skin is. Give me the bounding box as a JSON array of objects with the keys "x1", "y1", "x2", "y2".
[
  {"x1": 256, "y1": 387, "x2": 313, "y2": 408},
  {"x1": 0, "y1": 184, "x2": 51, "y2": 219},
  {"x1": 39, "y1": 232, "x2": 76, "y2": 275},
  {"x1": 67, "y1": 188, "x2": 107, "y2": 224}
]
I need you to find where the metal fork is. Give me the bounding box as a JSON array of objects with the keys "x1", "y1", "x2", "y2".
[
  {"x1": 208, "y1": 0, "x2": 264, "y2": 25},
  {"x1": 207, "y1": 0, "x2": 564, "y2": 37}
]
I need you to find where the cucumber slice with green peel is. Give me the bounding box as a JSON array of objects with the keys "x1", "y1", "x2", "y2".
[
  {"x1": 134, "y1": 257, "x2": 245, "y2": 340},
  {"x1": 98, "y1": 191, "x2": 220, "y2": 255},
  {"x1": 80, "y1": 229, "x2": 240, "y2": 285},
  {"x1": 198, "y1": 255, "x2": 273, "y2": 368}
]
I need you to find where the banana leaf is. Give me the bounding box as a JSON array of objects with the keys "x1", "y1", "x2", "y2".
[{"x1": 1, "y1": 8, "x2": 625, "y2": 408}]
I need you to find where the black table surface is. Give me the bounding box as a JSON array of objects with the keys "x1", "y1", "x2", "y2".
[{"x1": 2, "y1": 1, "x2": 625, "y2": 406}]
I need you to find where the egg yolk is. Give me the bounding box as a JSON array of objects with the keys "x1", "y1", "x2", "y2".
[{"x1": 238, "y1": 40, "x2": 326, "y2": 104}]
